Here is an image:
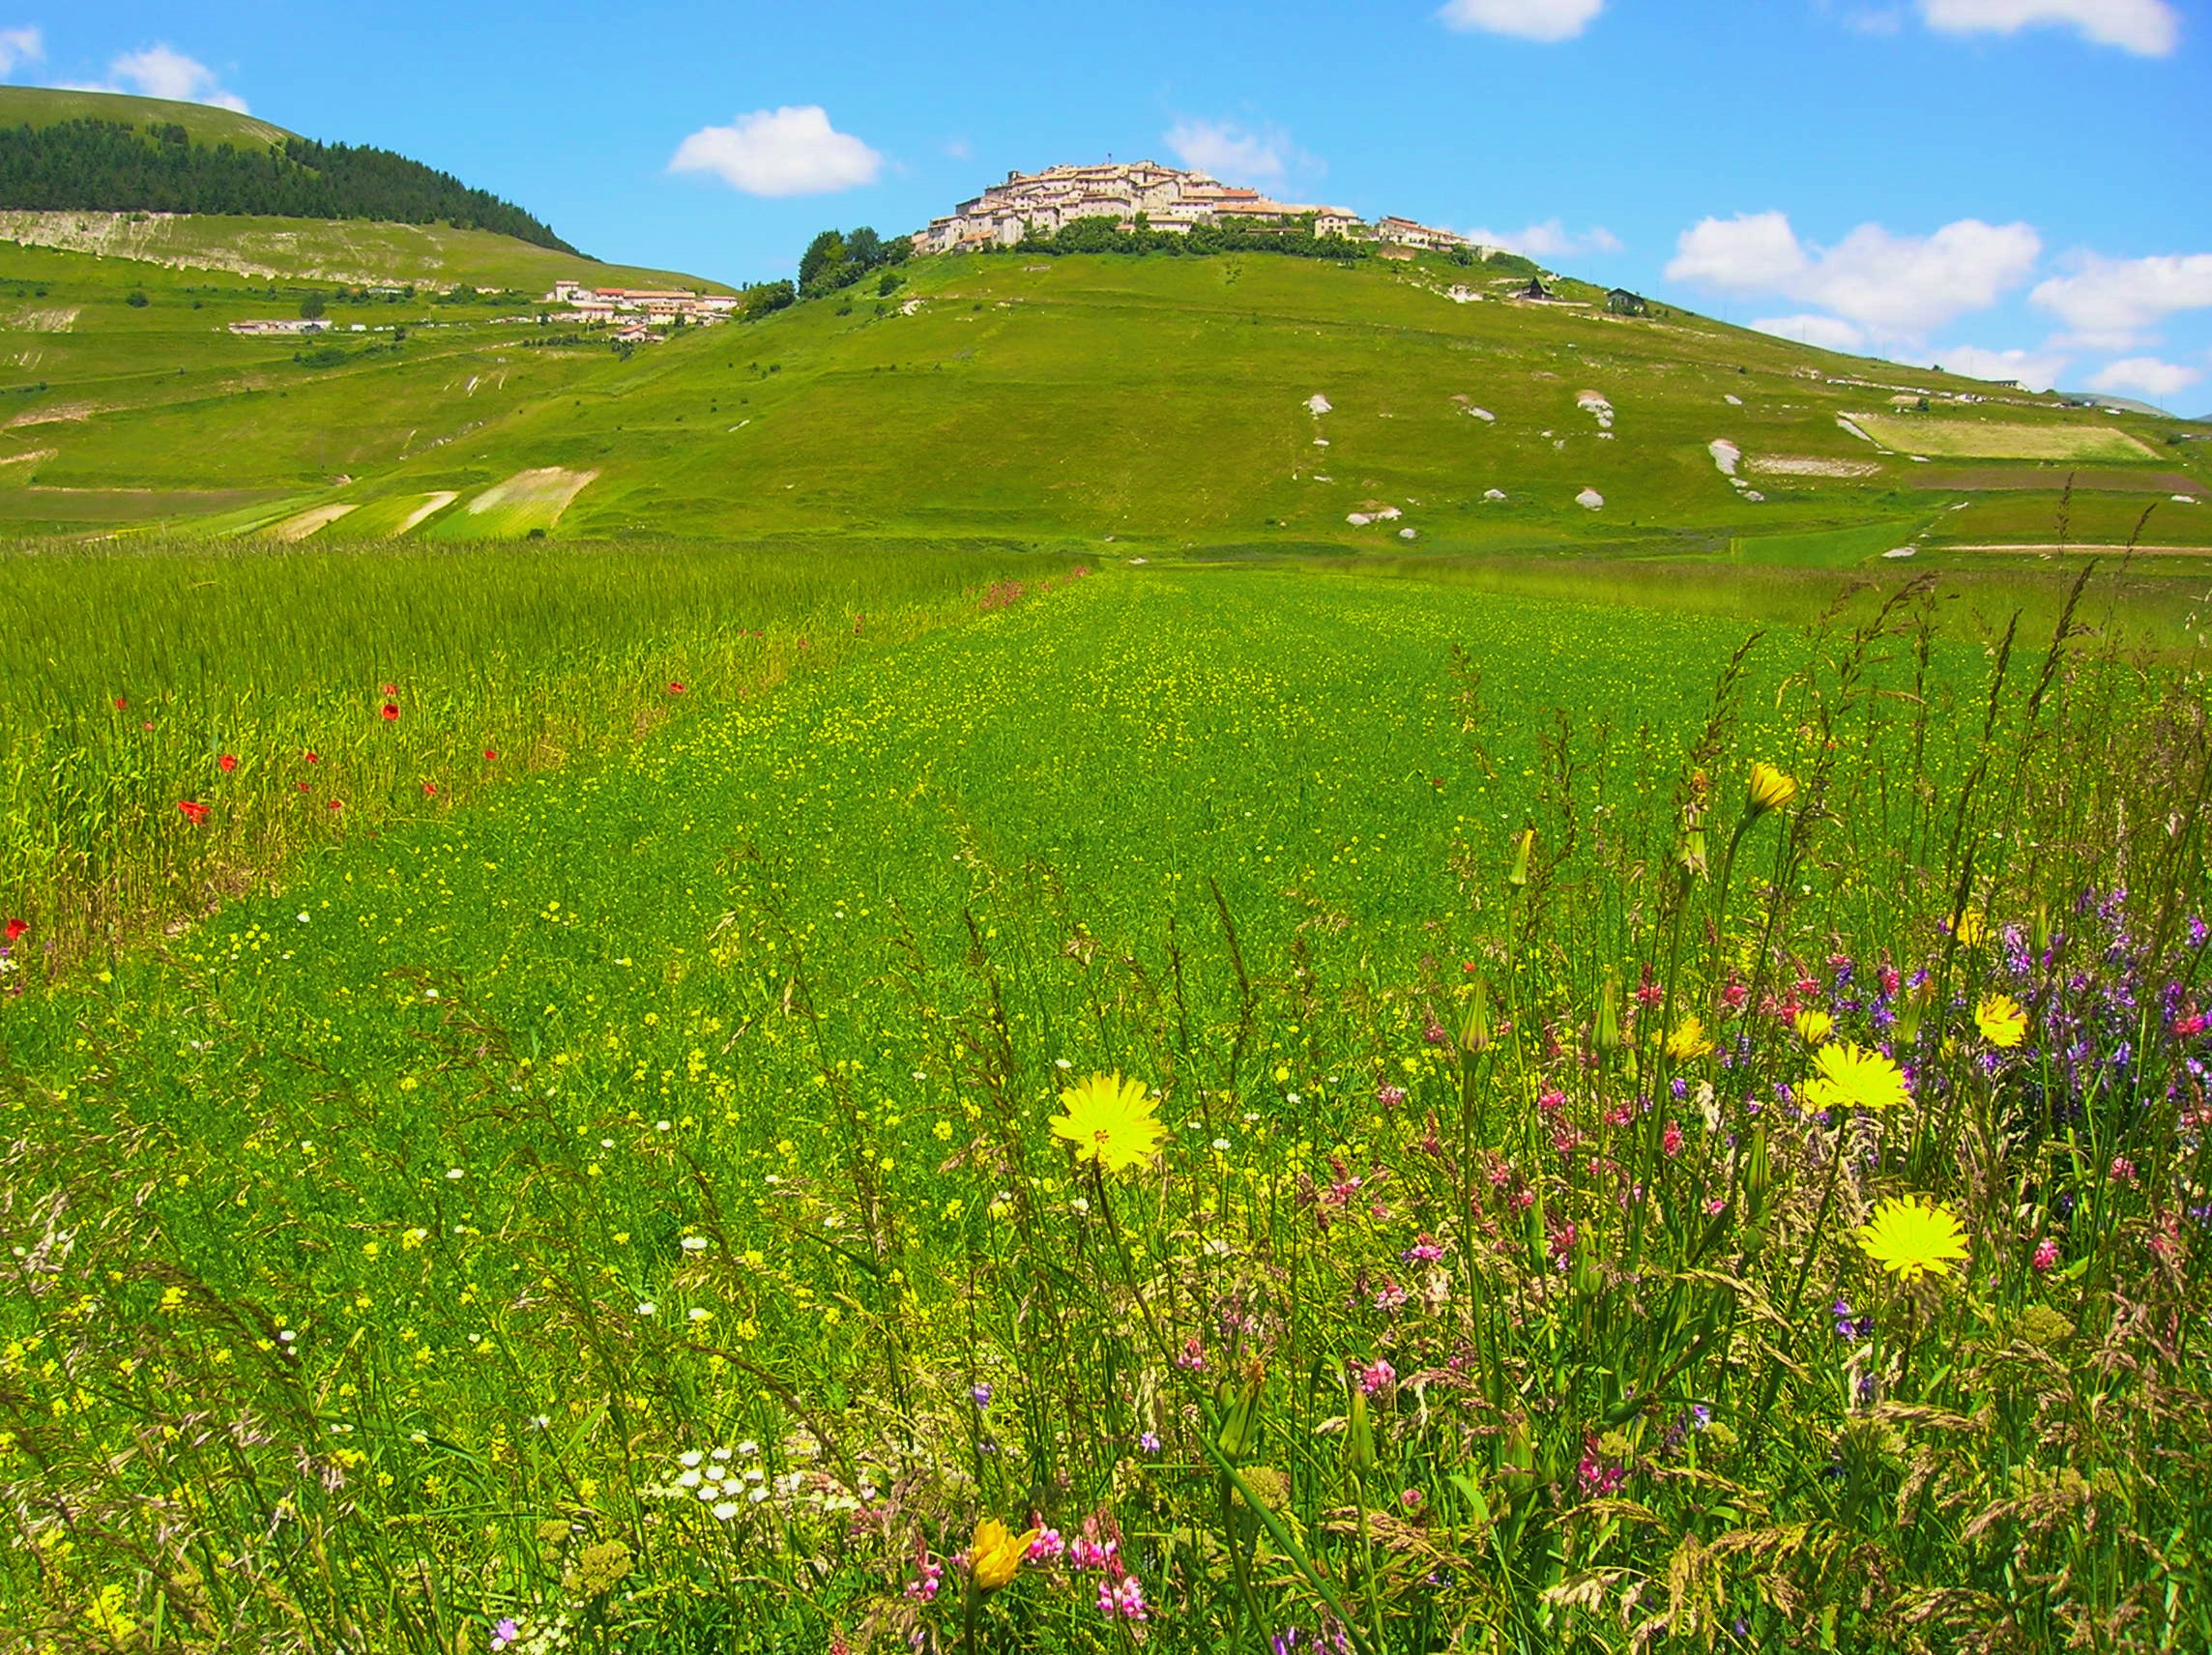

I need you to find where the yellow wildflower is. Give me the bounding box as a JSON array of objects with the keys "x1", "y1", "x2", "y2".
[
  {"x1": 1948, "y1": 910, "x2": 1987, "y2": 948},
  {"x1": 1975, "y1": 993, "x2": 2027, "y2": 1050},
  {"x1": 1745, "y1": 762, "x2": 1797, "y2": 818},
  {"x1": 1855, "y1": 1194, "x2": 1969, "y2": 1282},
  {"x1": 1792, "y1": 1008, "x2": 1834, "y2": 1046},
  {"x1": 1664, "y1": 1015, "x2": 1712, "y2": 1061},
  {"x1": 1804, "y1": 1042, "x2": 1911, "y2": 1113},
  {"x1": 970, "y1": 1515, "x2": 1038, "y2": 1592},
  {"x1": 1049, "y1": 1072, "x2": 1165, "y2": 1176}
]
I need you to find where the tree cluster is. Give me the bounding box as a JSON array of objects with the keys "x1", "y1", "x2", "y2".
[
  {"x1": 796, "y1": 226, "x2": 910, "y2": 299},
  {"x1": 1003, "y1": 213, "x2": 1377, "y2": 264},
  {"x1": 0, "y1": 118, "x2": 580, "y2": 253}
]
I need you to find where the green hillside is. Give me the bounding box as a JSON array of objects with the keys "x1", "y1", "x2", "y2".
[
  {"x1": 0, "y1": 85, "x2": 574, "y2": 249},
  {"x1": 0, "y1": 84, "x2": 290, "y2": 148},
  {"x1": 0, "y1": 231, "x2": 2202, "y2": 559}
]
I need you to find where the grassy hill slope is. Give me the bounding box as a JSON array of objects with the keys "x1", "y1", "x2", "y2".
[
  {"x1": 0, "y1": 236, "x2": 2202, "y2": 558},
  {"x1": 0, "y1": 85, "x2": 290, "y2": 148}
]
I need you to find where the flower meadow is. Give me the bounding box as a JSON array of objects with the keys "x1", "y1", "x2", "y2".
[{"x1": 1, "y1": 563, "x2": 2208, "y2": 1653}]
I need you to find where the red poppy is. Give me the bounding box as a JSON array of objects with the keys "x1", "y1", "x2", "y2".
[
  {"x1": 422, "y1": 781, "x2": 437, "y2": 796},
  {"x1": 112, "y1": 696, "x2": 127, "y2": 710},
  {"x1": 380, "y1": 682, "x2": 396, "y2": 694},
  {"x1": 3, "y1": 918, "x2": 26, "y2": 944},
  {"x1": 178, "y1": 800, "x2": 209, "y2": 825},
  {"x1": 297, "y1": 782, "x2": 311, "y2": 793},
  {"x1": 218, "y1": 754, "x2": 238, "y2": 772},
  {"x1": 483, "y1": 748, "x2": 498, "y2": 761},
  {"x1": 667, "y1": 682, "x2": 686, "y2": 695},
  {"x1": 380, "y1": 703, "x2": 400, "y2": 721},
  {"x1": 305, "y1": 750, "x2": 320, "y2": 764},
  {"x1": 327, "y1": 799, "x2": 344, "y2": 812}
]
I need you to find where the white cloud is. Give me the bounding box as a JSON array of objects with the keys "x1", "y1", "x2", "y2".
[
  {"x1": 1666, "y1": 210, "x2": 2040, "y2": 338},
  {"x1": 1666, "y1": 211, "x2": 1810, "y2": 291},
  {"x1": 66, "y1": 44, "x2": 247, "y2": 111},
  {"x1": 1465, "y1": 218, "x2": 1622, "y2": 260},
  {"x1": 1932, "y1": 343, "x2": 2072, "y2": 391},
  {"x1": 1438, "y1": 0, "x2": 1605, "y2": 41},
  {"x1": 2086, "y1": 355, "x2": 2203, "y2": 398},
  {"x1": 1753, "y1": 313, "x2": 1867, "y2": 351},
  {"x1": 2030, "y1": 252, "x2": 2212, "y2": 346},
  {"x1": 1164, "y1": 117, "x2": 1293, "y2": 183},
  {"x1": 1918, "y1": 0, "x2": 2179, "y2": 55},
  {"x1": 669, "y1": 106, "x2": 883, "y2": 198},
  {"x1": 0, "y1": 25, "x2": 43, "y2": 74}
]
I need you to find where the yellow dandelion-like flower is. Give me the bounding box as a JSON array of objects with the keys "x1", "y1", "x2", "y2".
[
  {"x1": 1947, "y1": 910, "x2": 1987, "y2": 948},
  {"x1": 1792, "y1": 1007, "x2": 1834, "y2": 1046},
  {"x1": 1975, "y1": 993, "x2": 2027, "y2": 1050},
  {"x1": 1804, "y1": 1042, "x2": 1911, "y2": 1112},
  {"x1": 1049, "y1": 1072, "x2": 1165, "y2": 1176},
  {"x1": 1664, "y1": 1015, "x2": 1712, "y2": 1061},
  {"x1": 1854, "y1": 1194, "x2": 1969, "y2": 1282},
  {"x1": 1745, "y1": 762, "x2": 1798, "y2": 818},
  {"x1": 970, "y1": 1515, "x2": 1039, "y2": 1592}
]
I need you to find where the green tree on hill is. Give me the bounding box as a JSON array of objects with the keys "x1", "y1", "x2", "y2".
[{"x1": 298, "y1": 291, "x2": 326, "y2": 320}]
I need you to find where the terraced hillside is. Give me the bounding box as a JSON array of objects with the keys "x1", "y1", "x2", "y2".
[{"x1": 0, "y1": 218, "x2": 2203, "y2": 561}]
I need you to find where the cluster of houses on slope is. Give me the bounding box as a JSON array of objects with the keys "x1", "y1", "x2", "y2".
[
  {"x1": 910, "y1": 161, "x2": 1656, "y2": 316},
  {"x1": 915, "y1": 160, "x2": 1402, "y2": 253},
  {"x1": 542, "y1": 282, "x2": 741, "y2": 341}
]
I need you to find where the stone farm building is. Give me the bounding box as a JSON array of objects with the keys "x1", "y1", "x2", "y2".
[{"x1": 914, "y1": 160, "x2": 1370, "y2": 252}]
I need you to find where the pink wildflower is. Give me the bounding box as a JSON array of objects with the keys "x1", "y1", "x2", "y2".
[
  {"x1": 1100, "y1": 1576, "x2": 1149, "y2": 1621},
  {"x1": 1662, "y1": 1120, "x2": 1684, "y2": 1157},
  {"x1": 2032, "y1": 1237, "x2": 2059, "y2": 1272},
  {"x1": 1358, "y1": 1358, "x2": 1396, "y2": 1395}
]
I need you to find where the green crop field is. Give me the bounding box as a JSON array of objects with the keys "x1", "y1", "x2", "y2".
[
  {"x1": 1847, "y1": 413, "x2": 2161, "y2": 464},
  {"x1": 4, "y1": 551, "x2": 2209, "y2": 1653}
]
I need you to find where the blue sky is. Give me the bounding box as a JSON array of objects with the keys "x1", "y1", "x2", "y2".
[{"x1": 8, "y1": 0, "x2": 2209, "y2": 409}]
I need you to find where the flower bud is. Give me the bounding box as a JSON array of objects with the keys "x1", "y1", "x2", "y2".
[
  {"x1": 1459, "y1": 976, "x2": 1491, "y2": 1055},
  {"x1": 1678, "y1": 828, "x2": 1708, "y2": 879},
  {"x1": 1506, "y1": 826, "x2": 1535, "y2": 889},
  {"x1": 1596, "y1": 968, "x2": 1622, "y2": 1052},
  {"x1": 1346, "y1": 1383, "x2": 1376, "y2": 1476}
]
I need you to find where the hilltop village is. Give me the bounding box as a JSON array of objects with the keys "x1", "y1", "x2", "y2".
[
  {"x1": 914, "y1": 160, "x2": 1464, "y2": 253},
  {"x1": 214, "y1": 161, "x2": 1523, "y2": 349}
]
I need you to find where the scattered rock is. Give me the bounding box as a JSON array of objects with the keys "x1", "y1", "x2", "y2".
[
  {"x1": 1483, "y1": 488, "x2": 1507, "y2": 502},
  {"x1": 1347, "y1": 512, "x2": 1372, "y2": 526},
  {"x1": 1708, "y1": 438, "x2": 1741, "y2": 478},
  {"x1": 1465, "y1": 406, "x2": 1496, "y2": 422},
  {"x1": 1399, "y1": 527, "x2": 1418, "y2": 539},
  {"x1": 1305, "y1": 393, "x2": 1333, "y2": 416},
  {"x1": 1577, "y1": 488, "x2": 1605, "y2": 510},
  {"x1": 1882, "y1": 547, "x2": 1917, "y2": 559},
  {"x1": 1725, "y1": 392, "x2": 1743, "y2": 406}
]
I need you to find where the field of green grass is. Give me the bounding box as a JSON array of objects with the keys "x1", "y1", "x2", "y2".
[{"x1": 3, "y1": 552, "x2": 2208, "y2": 1652}]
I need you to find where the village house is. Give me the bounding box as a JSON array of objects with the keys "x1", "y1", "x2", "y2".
[
  {"x1": 227, "y1": 318, "x2": 335, "y2": 336},
  {"x1": 1372, "y1": 216, "x2": 1469, "y2": 252},
  {"x1": 541, "y1": 282, "x2": 737, "y2": 328}
]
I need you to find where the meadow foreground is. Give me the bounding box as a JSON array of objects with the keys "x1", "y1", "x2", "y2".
[{"x1": 2, "y1": 565, "x2": 2207, "y2": 1653}]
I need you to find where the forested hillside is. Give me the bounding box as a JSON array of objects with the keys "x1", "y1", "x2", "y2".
[{"x1": 0, "y1": 115, "x2": 577, "y2": 252}]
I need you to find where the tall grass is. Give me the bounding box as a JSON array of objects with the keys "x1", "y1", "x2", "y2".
[
  {"x1": 0, "y1": 535, "x2": 1081, "y2": 973},
  {"x1": 0, "y1": 564, "x2": 2207, "y2": 1652}
]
